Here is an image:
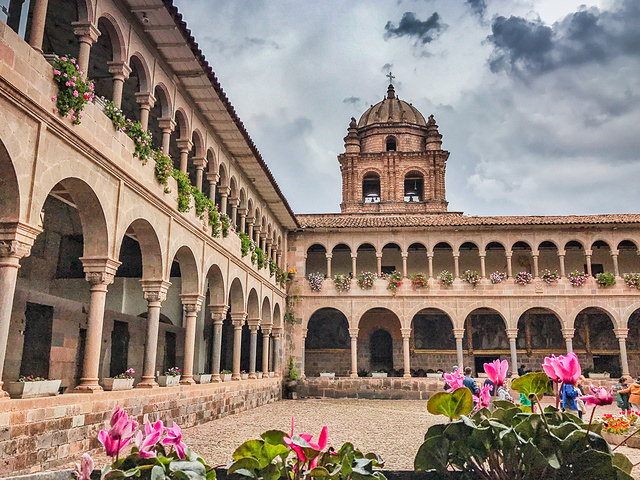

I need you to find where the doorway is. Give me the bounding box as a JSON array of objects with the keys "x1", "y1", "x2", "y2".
[
  {"x1": 370, "y1": 329, "x2": 393, "y2": 372},
  {"x1": 20, "y1": 303, "x2": 54, "y2": 379},
  {"x1": 109, "y1": 321, "x2": 130, "y2": 377}
]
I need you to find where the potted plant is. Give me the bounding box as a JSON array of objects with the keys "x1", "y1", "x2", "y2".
[
  {"x1": 462, "y1": 270, "x2": 480, "y2": 287},
  {"x1": 410, "y1": 272, "x2": 428, "y2": 289},
  {"x1": 268, "y1": 371, "x2": 275, "y2": 377},
  {"x1": 193, "y1": 372, "x2": 212, "y2": 384},
  {"x1": 514, "y1": 271, "x2": 533, "y2": 285},
  {"x1": 256, "y1": 370, "x2": 263, "y2": 379},
  {"x1": 588, "y1": 371, "x2": 611, "y2": 379},
  {"x1": 221, "y1": 369, "x2": 232, "y2": 382},
  {"x1": 540, "y1": 269, "x2": 559, "y2": 284},
  {"x1": 157, "y1": 367, "x2": 181, "y2": 387},
  {"x1": 287, "y1": 268, "x2": 296, "y2": 280},
  {"x1": 285, "y1": 357, "x2": 299, "y2": 399},
  {"x1": 7, "y1": 376, "x2": 61, "y2": 399},
  {"x1": 490, "y1": 271, "x2": 508, "y2": 284},
  {"x1": 333, "y1": 273, "x2": 352, "y2": 292},
  {"x1": 568, "y1": 270, "x2": 590, "y2": 287},
  {"x1": 596, "y1": 271, "x2": 616, "y2": 288},
  {"x1": 307, "y1": 271, "x2": 325, "y2": 292},
  {"x1": 319, "y1": 372, "x2": 335, "y2": 379},
  {"x1": 438, "y1": 270, "x2": 454, "y2": 287},
  {"x1": 103, "y1": 368, "x2": 135, "y2": 391},
  {"x1": 358, "y1": 271, "x2": 377, "y2": 290},
  {"x1": 371, "y1": 370, "x2": 388, "y2": 378},
  {"x1": 241, "y1": 370, "x2": 249, "y2": 380}
]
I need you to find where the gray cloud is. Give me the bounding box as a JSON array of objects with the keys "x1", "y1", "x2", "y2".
[
  {"x1": 384, "y1": 12, "x2": 445, "y2": 45},
  {"x1": 488, "y1": 1, "x2": 640, "y2": 78},
  {"x1": 343, "y1": 97, "x2": 361, "y2": 105},
  {"x1": 381, "y1": 63, "x2": 394, "y2": 73},
  {"x1": 466, "y1": 0, "x2": 486, "y2": 18}
]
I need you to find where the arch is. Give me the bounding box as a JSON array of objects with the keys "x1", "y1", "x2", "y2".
[
  {"x1": 358, "y1": 307, "x2": 402, "y2": 374},
  {"x1": 568, "y1": 304, "x2": 618, "y2": 329},
  {"x1": 118, "y1": 218, "x2": 163, "y2": 280},
  {"x1": 618, "y1": 239, "x2": 639, "y2": 250},
  {"x1": 305, "y1": 307, "x2": 350, "y2": 376},
  {"x1": 174, "y1": 108, "x2": 190, "y2": 140},
  {"x1": 246, "y1": 199, "x2": 255, "y2": 218},
  {"x1": 356, "y1": 242, "x2": 377, "y2": 275},
  {"x1": 573, "y1": 306, "x2": 619, "y2": 375},
  {"x1": 591, "y1": 239, "x2": 612, "y2": 250},
  {"x1": 218, "y1": 163, "x2": 229, "y2": 187},
  {"x1": 411, "y1": 308, "x2": 455, "y2": 350},
  {"x1": 461, "y1": 305, "x2": 509, "y2": 330},
  {"x1": 407, "y1": 242, "x2": 427, "y2": 277},
  {"x1": 403, "y1": 170, "x2": 424, "y2": 202},
  {"x1": 331, "y1": 243, "x2": 352, "y2": 276},
  {"x1": 564, "y1": 239, "x2": 585, "y2": 250},
  {"x1": 128, "y1": 52, "x2": 151, "y2": 93},
  {"x1": 564, "y1": 240, "x2": 585, "y2": 274},
  {"x1": 306, "y1": 243, "x2": 327, "y2": 276},
  {"x1": 618, "y1": 240, "x2": 640, "y2": 275},
  {"x1": 170, "y1": 245, "x2": 200, "y2": 295},
  {"x1": 385, "y1": 135, "x2": 397, "y2": 152},
  {"x1": 228, "y1": 277, "x2": 245, "y2": 313},
  {"x1": 206, "y1": 148, "x2": 218, "y2": 175},
  {"x1": 591, "y1": 240, "x2": 613, "y2": 274},
  {"x1": 247, "y1": 288, "x2": 260, "y2": 319},
  {"x1": 406, "y1": 304, "x2": 456, "y2": 325},
  {"x1": 205, "y1": 263, "x2": 225, "y2": 306},
  {"x1": 516, "y1": 307, "x2": 565, "y2": 354},
  {"x1": 239, "y1": 188, "x2": 247, "y2": 208},
  {"x1": 0, "y1": 140, "x2": 20, "y2": 222},
  {"x1": 381, "y1": 242, "x2": 402, "y2": 274},
  {"x1": 43, "y1": 0, "x2": 80, "y2": 58},
  {"x1": 362, "y1": 171, "x2": 381, "y2": 203},
  {"x1": 153, "y1": 83, "x2": 173, "y2": 118},
  {"x1": 273, "y1": 303, "x2": 282, "y2": 328},
  {"x1": 191, "y1": 129, "x2": 205, "y2": 158},
  {"x1": 538, "y1": 240, "x2": 559, "y2": 273},
  {"x1": 96, "y1": 14, "x2": 126, "y2": 63},
  {"x1": 261, "y1": 297, "x2": 272, "y2": 324},
  {"x1": 511, "y1": 241, "x2": 533, "y2": 274},
  {"x1": 483, "y1": 240, "x2": 506, "y2": 251},
  {"x1": 538, "y1": 240, "x2": 559, "y2": 250}
]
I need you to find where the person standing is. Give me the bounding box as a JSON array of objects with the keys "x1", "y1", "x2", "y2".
[
  {"x1": 618, "y1": 377, "x2": 640, "y2": 411},
  {"x1": 463, "y1": 367, "x2": 479, "y2": 396},
  {"x1": 561, "y1": 381, "x2": 580, "y2": 416},
  {"x1": 616, "y1": 376, "x2": 631, "y2": 412}
]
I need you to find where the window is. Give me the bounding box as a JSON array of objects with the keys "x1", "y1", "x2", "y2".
[
  {"x1": 386, "y1": 136, "x2": 397, "y2": 152},
  {"x1": 362, "y1": 173, "x2": 381, "y2": 203},
  {"x1": 404, "y1": 174, "x2": 424, "y2": 202}
]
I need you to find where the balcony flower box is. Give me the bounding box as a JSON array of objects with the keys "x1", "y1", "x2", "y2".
[
  {"x1": 426, "y1": 373, "x2": 442, "y2": 379},
  {"x1": 320, "y1": 372, "x2": 335, "y2": 379},
  {"x1": 103, "y1": 378, "x2": 134, "y2": 391},
  {"x1": 221, "y1": 373, "x2": 232, "y2": 382},
  {"x1": 602, "y1": 431, "x2": 640, "y2": 449},
  {"x1": 241, "y1": 373, "x2": 249, "y2": 380},
  {"x1": 157, "y1": 375, "x2": 181, "y2": 387},
  {"x1": 193, "y1": 374, "x2": 212, "y2": 384},
  {"x1": 256, "y1": 372, "x2": 263, "y2": 379},
  {"x1": 8, "y1": 379, "x2": 61, "y2": 399},
  {"x1": 371, "y1": 372, "x2": 387, "y2": 378},
  {"x1": 588, "y1": 372, "x2": 610, "y2": 379},
  {"x1": 269, "y1": 372, "x2": 275, "y2": 378}
]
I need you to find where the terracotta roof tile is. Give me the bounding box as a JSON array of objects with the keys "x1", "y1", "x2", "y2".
[{"x1": 295, "y1": 213, "x2": 640, "y2": 229}]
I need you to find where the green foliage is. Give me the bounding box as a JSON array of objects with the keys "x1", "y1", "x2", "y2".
[
  {"x1": 154, "y1": 150, "x2": 174, "y2": 194},
  {"x1": 102, "y1": 99, "x2": 153, "y2": 162},
  {"x1": 171, "y1": 169, "x2": 192, "y2": 212},
  {"x1": 438, "y1": 270, "x2": 453, "y2": 287},
  {"x1": 52, "y1": 56, "x2": 94, "y2": 124},
  {"x1": 511, "y1": 372, "x2": 553, "y2": 402},
  {"x1": 386, "y1": 271, "x2": 403, "y2": 292},
  {"x1": 269, "y1": 258, "x2": 278, "y2": 277},
  {"x1": 461, "y1": 270, "x2": 480, "y2": 287},
  {"x1": 333, "y1": 274, "x2": 352, "y2": 292},
  {"x1": 426, "y1": 388, "x2": 473, "y2": 420},
  {"x1": 414, "y1": 401, "x2": 632, "y2": 480},
  {"x1": 596, "y1": 271, "x2": 617, "y2": 288},
  {"x1": 287, "y1": 357, "x2": 300, "y2": 380},
  {"x1": 623, "y1": 272, "x2": 640, "y2": 289},
  {"x1": 220, "y1": 213, "x2": 231, "y2": 237},
  {"x1": 228, "y1": 429, "x2": 385, "y2": 480},
  {"x1": 239, "y1": 232, "x2": 251, "y2": 257},
  {"x1": 255, "y1": 247, "x2": 265, "y2": 269}
]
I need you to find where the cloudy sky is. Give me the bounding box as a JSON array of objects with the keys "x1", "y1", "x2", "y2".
[{"x1": 173, "y1": 0, "x2": 640, "y2": 216}]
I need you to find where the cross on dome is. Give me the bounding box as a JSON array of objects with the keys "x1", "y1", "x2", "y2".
[{"x1": 386, "y1": 71, "x2": 395, "y2": 85}]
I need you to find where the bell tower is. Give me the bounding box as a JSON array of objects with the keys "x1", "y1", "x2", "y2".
[{"x1": 338, "y1": 84, "x2": 449, "y2": 214}]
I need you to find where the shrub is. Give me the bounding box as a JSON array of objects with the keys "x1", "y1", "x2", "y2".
[
  {"x1": 596, "y1": 271, "x2": 616, "y2": 288},
  {"x1": 287, "y1": 357, "x2": 299, "y2": 380},
  {"x1": 438, "y1": 270, "x2": 453, "y2": 287},
  {"x1": 515, "y1": 271, "x2": 533, "y2": 285},
  {"x1": 239, "y1": 232, "x2": 251, "y2": 257},
  {"x1": 541, "y1": 269, "x2": 559, "y2": 284},
  {"x1": 568, "y1": 270, "x2": 590, "y2": 287},
  {"x1": 623, "y1": 272, "x2": 640, "y2": 289},
  {"x1": 410, "y1": 272, "x2": 428, "y2": 289},
  {"x1": 358, "y1": 271, "x2": 377, "y2": 289},
  {"x1": 462, "y1": 269, "x2": 480, "y2": 287},
  {"x1": 489, "y1": 271, "x2": 507, "y2": 284},
  {"x1": 333, "y1": 274, "x2": 351, "y2": 292},
  {"x1": 386, "y1": 271, "x2": 403, "y2": 292},
  {"x1": 307, "y1": 272, "x2": 325, "y2": 292},
  {"x1": 52, "y1": 56, "x2": 94, "y2": 124}
]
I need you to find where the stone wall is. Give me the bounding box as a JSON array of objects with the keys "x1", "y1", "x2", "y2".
[
  {"x1": 0, "y1": 379, "x2": 281, "y2": 475},
  {"x1": 298, "y1": 377, "x2": 443, "y2": 400}
]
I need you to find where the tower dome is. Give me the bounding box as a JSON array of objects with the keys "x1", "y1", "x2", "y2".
[{"x1": 357, "y1": 84, "x2": 427, "y2": 129}]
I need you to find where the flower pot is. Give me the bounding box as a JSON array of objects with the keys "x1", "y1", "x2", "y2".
[
  {"x1": 256, "y1": 372, "x2": 263, "y2": 379},
  {"x1": 320, "y1": 372, "x2": 335, "y2": 379},
  {"x1": 193, "y1": 374, "x2": 212, "y2": 384},
  {"x1": 241, "y1": 373, "x2": 249, "y2": 380},
  {"x1": 269, "y1": 372, "x2": 275, "y2": 378},
  {"x1": 157, "y1": 375, "x2": 181, "y2": 387},
  {"x1": 103, "y1": 377, "x2": 134, "y2": 391},
  {"x1": 602, "y1": 431, "x2": 640, "y2": 449},
  {"x1": 285, "y1": 379, "x2": 298, "y2": 399},
  {"x1": 371, "y1": 372, "x2": 387, "y2": 378},
  {"x1": 588, "y1": 373, "x2": 610, "y2": 379},
  {"x1": 7, "y1": 379, "x2": 61, "y2": 399},
  {"x1": 221, "y1": 373, "x2": 232, "y2": 382},
  {"x1": 426, "y1": 373, "x2": 442, "y2": 379}
]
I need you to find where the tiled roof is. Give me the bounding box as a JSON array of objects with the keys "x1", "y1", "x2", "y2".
[{"x1": 295, "y1": 213, "x2": 640, "y2": 229}]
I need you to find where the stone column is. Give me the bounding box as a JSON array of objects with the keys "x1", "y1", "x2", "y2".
[
  {"x1": 376, "y1": 252, "x2": 382, "y2": 277},
  {"x1": 260, "y1": 233, "x2": 267, "y2": 252},
  {"x1": 479, "y1": 251, "x2": 486, "y2": 278},
  {"x1": 265, "y1": 240, "x2": 272, "y2": 263},
  {"x1": 176, "y1": 139, "x2": 193, "y2": 175},
  {"x1": 401, "y1": 328, "x2": 411, "y2": 377},
  {"x1": 229, "y1": 199, "x2": 239, "y2": 226},
  {"x1": 427, "y1": 251, "x2": 434, "y2": 279},
  {"x1": 454, "y1": 329, "x2": 465, "y2": 370},
  {"x1": 532, "y1": 253, "x2": 539, "y2": 278},
  {"x1": 230, "y1": 312, "x2": 247, "y2": 380},
  {"x1": 506, "y1": 328, "x2": 519, "y2": 376},
  {"x1": 247, "y1": 218, "x2": 254, "y2": 242},
  {"x1": 247, "y1": 318, "x2": 260, "y2": 378},
  {"x1": 506, "y1": 251, "x2": 513, "y2": 278},
  {"x1": 562, "y1": 328, "x2": 574, "y2": 353},
  {"x1": 138, "y1": 280, "x2": 171, "y2": 387},
  {"x1": 615, "y1": 328, "x2": 630, "y2": 376},
  {"x1": 75, "y1": 258, "x2": 120, "y2": 392},
  {"x1": 349, "y1": 328, "x2": 358, "y2": 378},
  {"x1": 157, "y1": 118, "x2": 175, "y2": 155},
  {"x1": 219, "y1": 186, "x2": 230, "y2": 216},
  {"x1": 253, "y1": 225, "x2": 262, "y2": 246},
  {"x1": 326, "y1": 253, "x2": 332, "y2": 279},
  {"x1": 134, "y1": 92, "x2": 155, "y2": 132},
  {"x1": 351, "y1": 254, "x2": 357, "y2": 277},
  {"x1": 107, "y1": 62, "x2": 131, "y2": 108},
  {"x1": 272, "y1": 328, "x2": 283, "y2": 377},
  {"x1": 612, "y1": 250, "x2": 620, "y2": 277},
  {"x1": 453, "y1": 252, "x2": 460, "y2": 279},
  {"x1": 208, "y1": 305, "x2": 228, "y2": 381},
  {"x1": 28, "y1": 0, "x2": 49, "y2": 52},
  {"x1": 206, "y1": 173, "x2": 219, "y2": 201},
  {"x1": 301, "y1": 328, "x2": 307, "y2": 378},
  {"x1": 238, "y1": 209, "x2": 247, "y2": 234},
  {"x1": 180, "y1": 294, "x2": 204, "y2": 385},
  {"x1": 558, "y1": 250, "x2": 566, "y2": 277},
  {"x1": 73, "y1": 22, "x2": 100, "y2": 77},
  {"x1": 585, "y1": 249, "x2": 593, "y2": 276},
  {"x1": 0, "y1": 238, "x2": 33, "y2": 395},
  {"x1": 262, "y1": 326, "x2": 271, "y2": 374},
  {"x1": 401, "y1": 253, "x2": 408, "y2": 278},
  {"x1": 193, "y1": 157, "x2": 206, "y2": 191}
]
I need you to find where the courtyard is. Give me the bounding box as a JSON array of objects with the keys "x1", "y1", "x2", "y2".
[{"x1": 59, "y1": 398, "x2": 640, "y2": 478}]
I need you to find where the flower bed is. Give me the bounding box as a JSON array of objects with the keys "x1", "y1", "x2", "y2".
[
  {"x1": 307, "y1": 271, "x2": 325, "y2": 292},
  {"x1": 540, "y1": 269, "x2": 559, "y2": 284},
  {"x1": 358, "y1": 271, "x2": 377, "y2": 290},
  {"x1": 489, "y1": 271, "x2": 507, "y2": 284},
  {"x1": 386, "y1": 271, "x2": 403, "y2": 293},
  {"x1": 438, "y1": 270, "x2": 453, "y2": 287},
  {"x1": 461, "y1": 269, "x2": 480, "y2": 287},
  {"x1": 623, "y1": 272, "x2": 640, "y2": 289},
  {"x1": 568, "y1": 270, "x2": 590, "y2": 287},
  {"x1": 7, "y1": 378, "x2": 61, "y2": 399},
  {"x1": 514, "y1": 271, "x2": 533, "y2": 285},
  {"x1": 410, "y1": 273, "x2": 428, "y2": 289},
  {"x1": 333, "y1": 274, "x2": 351, "y2": 292}
]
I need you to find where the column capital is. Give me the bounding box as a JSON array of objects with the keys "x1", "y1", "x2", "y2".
[
  {"x1": 206, "y1": 172, "x2": 220, "y2": 184},
  {"x1": 219, "y1": 186, "x2": 231, "y2": 196},
  {"x1": 557, "y1": 250, "x2": 566, "y2": 256},
  {"x1": 208, "y1": 304, "x2": 229, "y2": 323},
  {"x1": 478, "y1": 251, "x2": 486, "y2": 258},
  {"x1": 427, "y1": 251, "x2": 434, "y2": 258},
  {"x1": 247, "y1": 318, "x2": 261, "y2": 331},
  {"x1": 181, "y1": 294, "x2": 204, "y2": 313},
  {"x1": 0, "y1": 239, "x2": 33, "y2": 261},
  {"x1": 349, "y1": 328, "x2": 359, "y2": 338},
  {"x1": 135, "y1": 91, "x2": 155, "y2": 108},
  {"x1": 506, "y1": 328, "x2": 518, "y2": 340},
  {"x1": 192, "y1": 157, "x2": 207, "y2": 169},
  {"x1": 107, "y1": 61, "x2": 132, "y2": 80},
  {"x1": 72, "y1": 21, "x2": 100, "y2": 43},
  {"x1": 453, "y1": 328, "x2": 465, "y2": 339},
  {"x1": 260, "y1": 231, "x2": 268, "y2": 239},
  {"x1": 611, "y1": 249, "x2": 620, "y2": 256},
  {"x1": 81, "y1": 257, "x2": 121, "y2": 286},
  {"x1": 176, "y1": 139, "x2": 193, "y2": 153},
  {"x1": 261, "y1": 324, "x2": 273, "y2": 335},
  {"x1": 238, "y1": 208, "x2": 248, "y2": 216},
  {"x1": 302, "y1": 328, "x2": 308, "y2": 338},
  {"x1": 141, "y1": 279, "x2": 172, "y2": 303},
  {"x1": 325, "y1": 253, "x2": 332, "y2": 259},
  {"x1": 351, "y1": 253, "x2": 358, "y2": 259},
  {"x1": 585, "y1": 249, "x2": 593, "y2": 256},
  {"x1": 401, "y1": 252, "x2": 408, "y2": 259},
  {"x1": 452, "y1": 251, "x2": 460, "y2": 258},
  {"x1": 158, "y1": 117, "x2": 176, "y2": 132},
  {"x1": 400, "y1": 327, "x2": 412, "y2": 338},
  {"x1": 615, "y1": 328, "x2": 629, "y2": 339},
  {"x1": 228, "y1": 197, "x2": 239, "y2": 207},
  {"x1": 230, "y1": 312, "x2": 247, "y2": 326},
  {"x1": 375, "y1": 252, "x2": 383, "y2": 258},
  {"x1": 531, "y1": 251, "x2": 539, "y2": 258},
  {"x1": 272, "y1": 326, "x2": 283, "y2": 336},
  {"x1": 505, "y1": 251, "x2": 513, "y2": 258},
  {"x1": 561, "y1": 328, "x2": 575, "y2": 340}
]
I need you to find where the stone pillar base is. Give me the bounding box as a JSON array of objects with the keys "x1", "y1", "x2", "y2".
[
  {"x1": 249, "y1": 373, "x2": 257, "y2": 379},
  {"x1": 350, "y1": 373, "x2": 358, "y2": 378},
  {"x1": 179, "y1": 377, "x2": 195, "y2": 385},
  {"x1": 136, "y1": 377, "x2": 158, "y2": 388},
  {"x1": 403, "y1": 373, "x2": 411, "y2": 378},
  {"x1": 73, "y1": 384, "x2": 104, "y2": 393},
  {"x1": 232, "y1": 374, "x2": 241, "y2": 381},
  {"x1": 212, "y1": 374, "x2": 221, "y2": 382}
]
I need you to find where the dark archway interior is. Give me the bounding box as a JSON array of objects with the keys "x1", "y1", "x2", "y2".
[{"x1": 369, "y1": 329, "x2": 393, "y2": 372}]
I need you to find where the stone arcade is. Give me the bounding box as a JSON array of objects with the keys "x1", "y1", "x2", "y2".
[{"x1": 0, "y1": 0, "x2": 639, "y2": 475}]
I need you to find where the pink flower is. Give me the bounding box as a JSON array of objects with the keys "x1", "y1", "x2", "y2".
[
  {"x1": 73, "y1": 90, "x2": 79, "y2": 97},
  {"x1": 61, "y1": 56, "x2": 67, "y2": 61},
  {"x1": 580, "y1": 386, "x2": 614, "y2": 406},
  {"x1": 543, "y1": 352, "x2": 581, "y2": 385},
  {"x1": 72, "y1": 76, "x2": 76, "y2": 81},
  {"x1": 84, "y1": 93, "x2": 90, "y2": 100},
  {"x1": 51, "y1": 96, "x2": 57, "y2": 102},
  {"x1": 484, "y1": 359, "x2": 509, "y2": 388},
  {"x1": 135, "y1": 420, "x2": 164, "y2": 458},
  {"x1": 443, "y1": 370, "x2": 464, "y2": 390},
  {"x1": 473, "y1": 384, "x2": 492, "y2": 408},
  {"x1": 53, "y1": 70, "x2": 60, "y2": 75},
  {"x1": 70, "y1": 58, "x2": 75, "y2": 64},
  {"x1": 73, "y1": 453, "x2": 93, "y2": 480},
  {"x1": 163, "y1": 423, "x2": 187, "y2": 459},
  {"x1": 283, "y1": 418, "x2": 328, "y2": 466},
  {"x1": 98, "y1": 406, "x2": 138, "y2": 457}
]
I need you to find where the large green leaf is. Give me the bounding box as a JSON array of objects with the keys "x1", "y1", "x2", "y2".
[
  {"x1": 414, "y1": 432, "x2": 450, "y2": 472},
  {"x1": 426, "y1": 388, "x2": 473, "y2": 420},
  {"x1": 613, "y1": 452, "x2": 633, "y2": 474},
  {"x1": 233, "y1": 440, "x2": 265, "y2": 461},
  {"x1": 261, "y1": 430, "x2": 288, "y2": 446},
  {"x1": 511, "y1": 372, "x2": 552, "y2": 399},
  {"x1": 227, "y1": 457, "x2": 262, "y2": 477}
]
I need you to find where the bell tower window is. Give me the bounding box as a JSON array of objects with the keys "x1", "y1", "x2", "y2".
[
  {"x1": 362, "y1": 173, "x2": 381, "y2": 203},
  {"x1": 404, "y1": 173, "x2": 424, "y2": 202},
  {"x1": 386, "y1": 136, "x2": 397, "y2": 152}
]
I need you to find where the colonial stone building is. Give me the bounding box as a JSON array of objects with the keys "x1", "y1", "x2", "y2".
[{"x1": 0, "y1": 0, "x2": 639, "y2": 474}]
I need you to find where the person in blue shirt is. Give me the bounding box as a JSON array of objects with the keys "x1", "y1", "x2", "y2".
[
  {"x1": 463, "y1": 367, "x2": 479, "y2": 396},
  {"x1": 561, "y1": 382, "x2": 580, "y2": 416}
]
